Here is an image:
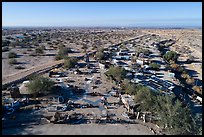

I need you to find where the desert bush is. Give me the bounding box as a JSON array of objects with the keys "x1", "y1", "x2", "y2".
[
  {"x1": 64, "y1": 57, "x2": 78, "y2": 69},
  {"x1": 9, "y1": 42, "x2": 18, "y2": 48},
  {"x1": 35, "y1": 46, "x2": 44, "y2": 55},
  {"x1": 149, "y1": 63, "x2": 161, "y2": 70},
  {"x1": 29, "y1": 52, "x2": 37, "y2": 56},
  {"x1": 55, "y1": 46, "x2": 71, "y2": 60},
  {"x1": 27, "y1": 76, "x2": 55, "y2": 97},
  {"x1": 15, "y1": 65, "x2": 26, "y2": 69},
  {"x1": 95, "y1": 51, "x2": 105, "y2": 60},
  {"x1": 9, "y1": 58, "x2": 17, "y2": 65},
  {"x1": 8, "y1": 52, "x2": 17, "y2": 58},
  {"x1": 105, "y1": 66, "x2": 127, "y2": 82}
]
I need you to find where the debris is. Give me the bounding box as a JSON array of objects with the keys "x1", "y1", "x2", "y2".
[
  {"x1": 7, "y1": 108, "x2": 14, "y2": 115},
  {"x1": 58, "y1": 96, "x2": 64, "y2": 103}
]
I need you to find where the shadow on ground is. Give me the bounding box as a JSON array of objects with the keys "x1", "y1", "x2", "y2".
[{"x1": 2, "y1": 105, "x2": 43, "y2": 135}]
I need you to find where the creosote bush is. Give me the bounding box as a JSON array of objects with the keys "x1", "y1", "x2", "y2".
[
  {"x1": 8, "y1": 52, "x2": 17, "y2": 58},
  {"x1": 27, "y1": 76, "x2": 55, "y2": 97}
]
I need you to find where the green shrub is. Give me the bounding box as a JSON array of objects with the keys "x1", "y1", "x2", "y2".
[
  {"x1": 55, "y1": 54, "x2": 62, "y2": 60},
  {"x1": 133, "y1": 89, "x2": 200, "y2": 135},
  {"x1": 55, "y1": 46, "x2": 69, "y2": 60},
  {"x1": 105, "y1": 66, "x2": 127, "y2": 82},
  {"x1": 163, "y1": 51, "x2": 178, "y2": 63},
  {"x1": 123, "y1": 81, "x2": 137, "y2": 95},
  {"x1": 64, "y1": 57, "x2": 78, "y2": 69},
  {"x1": 149, "y1": 63, "x2": 161, "y2": 70},
  {"x1": 27, "y1": 76, "x2": 55, "y2": 97}
]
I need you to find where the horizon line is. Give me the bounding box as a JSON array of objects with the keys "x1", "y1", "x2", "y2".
[{"x1": 2, "y1": 25, "x2": 202, "y2": 29}]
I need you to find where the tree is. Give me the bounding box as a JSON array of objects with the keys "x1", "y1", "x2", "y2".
[
  {"x1": 153, "y1": 95, "x2": 199, "y2": 135},
  {"x1": 64, "y1": 57, "x2": 78, "y2": 69},
  {"x1": 55, "y1": 46, "x2": 69, "y2": 60},
  {"x1": 122, "y1": 81, "x2": 137, "y2": 95},
  {"x1": 132, "y1": 87, "x2": 200, "y2": 135},
  {"x1": 105, "y1": 66, "x2": 127, "y2": 82},
  {"x1": 27, "y1": 76, "x2": 55, "y2": 97},
  {"x1": 134, "y1": 85, "x2": 157, "y2": 112},
  {"x1": 163, "y1": 51, "x2": 178, "y2": 63},
  {"x1": 8, "y1": 52, "x2": 17, "y2": 58},
  {"x1": 149, "y1": 63, "x2": 161, "y2": 70}
]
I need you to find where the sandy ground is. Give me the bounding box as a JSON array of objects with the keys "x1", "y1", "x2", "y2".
[
  {"x1": 2, "y1": 124, "x2": 154, "y2": 135},
  {"x1": 142, "y1": 29, "x2": 202, "y2": 80},
  {"x1": 2, "y1": 48, "x2": 56, "y2": 78},
  {"x1": 2, "y1": 29, "x2": 142, "y2": 79}
]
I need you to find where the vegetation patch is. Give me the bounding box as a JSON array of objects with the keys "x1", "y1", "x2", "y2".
[
  {"x1": 8, "y1": 52, "x2": 17, "y2": 58},
  {"x1": 27, "y1": 76, "x2": 55, "y2": 97}
]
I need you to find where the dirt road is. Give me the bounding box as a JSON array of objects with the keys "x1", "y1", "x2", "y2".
[
  {"x1": 2, "y1": 124, "x2": 155, "y2": 135},
  {"x1": 2, "y1": 60, "x2": 64, "y2": 86}
]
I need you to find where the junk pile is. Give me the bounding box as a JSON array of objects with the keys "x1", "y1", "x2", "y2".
[
  {"x1": 48, "y1": 112, "x2": 85, "y2": 124},
  {"x1": 7, "y1": 84, "x2": 21, "y2": 98},
  {"x1": 87, "y1": 92, "x2": 104, "y2": 96},
  {"x1": 2, "y1": 97, "x2": 30, "y2": 115},
  {"x1": 70, "y1": 86, "x2": 86, "y2": 94}
]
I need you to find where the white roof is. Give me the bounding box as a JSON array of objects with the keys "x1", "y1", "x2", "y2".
[
  {"x1": 23, "y1": 81, "x2": 30, "y2": 84},
  {"x1": 196, "y1": 96, "x2": 202, "y2": 102}
]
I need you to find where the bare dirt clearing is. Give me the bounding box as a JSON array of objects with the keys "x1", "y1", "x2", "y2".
[{"x1": 2, "y1": 123, "x2": 154, "y2": 135}]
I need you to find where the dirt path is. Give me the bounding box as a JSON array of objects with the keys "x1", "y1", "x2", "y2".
[{"x1": 2, "y1": 123, "x2": 155, "y2": 135}]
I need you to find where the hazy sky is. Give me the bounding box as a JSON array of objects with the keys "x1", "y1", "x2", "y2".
[{"x1": 2, "y1": 2, "x2": 202, "y2": 27}]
